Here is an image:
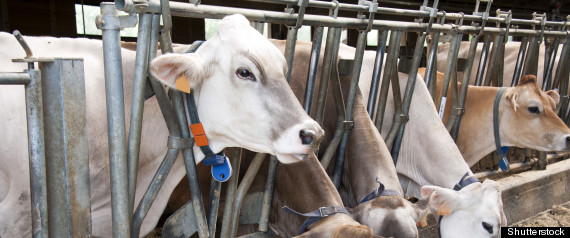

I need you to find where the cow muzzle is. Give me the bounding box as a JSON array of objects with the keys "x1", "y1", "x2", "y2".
[{"x1": 272, "y1": 120, "x2": 324, "y2": 164}]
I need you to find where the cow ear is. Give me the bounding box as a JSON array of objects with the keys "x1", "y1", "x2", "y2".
[
  {"x1": 519, "y1": 75, "x2": 538, "y2": 86},
  {"x1": 150, "y1": 53, "x2": 206, "y2": 92},
  {"x1": 546, "y1": 90, "x2": 560, "y2": 106},
  {"x1": 412, "y1": 194, "x2": 433, "y2": 227},
  {"x1": 505, "y1": 89, "x2": 519, "y2": 112},
  {"x1": 420, "y1": 186, "x2": 460, "y2": 216}
]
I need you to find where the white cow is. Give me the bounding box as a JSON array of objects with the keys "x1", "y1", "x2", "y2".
[
  {"x1": 340, "y1": 46, "x2": 507, "y2": 237},
  {"x1": 0, "y1": 14, "x2": 324, "y2": 237}
]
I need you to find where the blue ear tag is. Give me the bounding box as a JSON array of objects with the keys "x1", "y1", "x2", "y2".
[
  {"x1": 498, "y1": 147, "x2": 510, "y2": 172},
  {"x1": 211, "y1": 155, "x2": 232, "y2": 182}
]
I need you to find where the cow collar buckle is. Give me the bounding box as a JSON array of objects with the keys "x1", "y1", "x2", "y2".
[
  {"x1": 283, "y1": 205, "x2": 349, "y2": 235},
  {"x1": 319, "y1": 206, "x2": 335, "y2": 217},
  {"x1": 359, "y1": 177, "x2": 401, "y2": 204},
  {"x1": 438, "y1": 172, "x2": 480, "y2": 237}
]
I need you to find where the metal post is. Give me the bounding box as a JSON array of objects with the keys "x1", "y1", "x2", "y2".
[
  {"x1": 207, "y1": 180, "x2": 222, "y2": 238},
  {"x1": 40, "y1": 59, "x2": 91, "y2": 238},
  {"x1": 315, "y1": 27, "x2": 340, "y2": 124},
  {"x1": 474, "y1": 34, "x2": 492, "y2": 86},
  {"x1": 303, "y1": 26, "x2": 324, "y2": 114},
  {"x1": 258, "y1": 157, "x2": 278, "y2": 232},
  {"x1": 522, "y1": 36, "x2": 540, "y2": 76},
  {"x1": 367, "y1": 29, "x2": 388, "y2": 117},
  {"x1": 484, "y1": 34, "x2": 505, "y2": 87},
  {"x1": 127, "y1": 12, "x2": 152, "y2": 217},
  {"x1": 543, "y1": 36, "x2": 561, "y2": 91},
  {"x1": 25, "y1": 69, "x2": 49, "y2": 238},
  {"x1": 375, "y1": 30, "x2": 402, "y2": 132},
  {"x1": 284, "y1": 26, "x2": 299, "y2": 83},
  {"x1": 437, "y1": 30, "x2": 462, "y2": 119},
  {"x1": 333, "y1": 30, "x2": 367, "y2": 188},
  {"x1": 98, "y1": 3, "x2": 130, "y2": 237},
  {"x1": 220, "y1": 148, "x2": 242, "y2": 238},
  {"x1": 390, "y1": 31, "x2": 429, "y2": 161},
  {"x1": 425, "y1": 31, "x2": 441, "y2": 103},
  {"x1": 511, "y1": 36, "x2": 529, "y2": 86},
  {"x1": 554, "y1": 36, "x2": 570, "y2": 121}
]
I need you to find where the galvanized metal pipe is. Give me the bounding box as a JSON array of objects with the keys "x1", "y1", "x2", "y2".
[
  {"x1": 437, "y1": 31, "x2": 462, "y2": 119},
  {"x1": 542, "y1": 37, "x2": 560, "y2": 91},
  {"x1": 220, "y1": 148, "x2": 242, "y2": 238},
  {"x1": 551, "y1": 36, "x2": 570, "y2": 93},
  {"x1": 333, "y1": 30, "x2": 367, "y2": 188},
  {"x1": 484, "y1": 34, "x2": 505, "y2": 87},
  {"x1": 425, "y1": 32, "x2": 441, "y2": 103},
  {"x1": 511, "y1": 36, "x2": 529, "y2": 86},
  {"x1": 315, "y1": 27, "x2": 340, "y2": 124},
  {"x1": 0, "y1": 72, "x2": 31, "y2": 84},
  {"x1": 384, "y1": 72, "x2": 403, "y2": 151},
  {"x1": 367, "y1": 29, "x2": 388, "y2": 118},
  {"x1": 450, "y1": 35, "x2": 479, "y2": 141},
  {"x1": 229, "y1": 153, "x2": 267, "y2": 238},
  {"x1": 207, "y1": 179, "x2": 222, "y2": 238},
  {"x1": 303, "y1": 26, "x2": 324, "y2": 114},
  {"x1": 390, "y1": 32, "x2": 428, "y2": 161},
  {"x1": 100, "y1": 3, "x2": 130, "y2": 237},
  {"x1": 474, "y1": 34, "x2": 492, "y2": 86},
  {"x1": 375, "y1": 30, "x2": 402, "y2": 132},
  {"x1": 284, "y1": 26, "x2": 299, "y2": 83},
  {"x1": 522, "y1": 36, "x2": 541, "y2": 76},
  {"x1": 127, "y1": 13, "x2": 152, "y2": 218},
  {"x1": 131, "y1": 148, "x2": 179, "y2": 238},
  {"x1": 24, "y1": 69, "x2": 49, "y2": 238},
  {"x1": 167, "y1": 1, "x2": 570, "y2": 37},
  {"x1": 258, "y1": 156, "x2": 278, "y2": 232}
]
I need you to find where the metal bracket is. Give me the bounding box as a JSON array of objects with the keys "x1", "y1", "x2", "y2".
[
  {"x1": 358, "y1": 0, "x2": 378, "y2": 32},
  {"x1": 454, "y1": 108, "x2": 465, "y2": 116},
  {"x1": 343, "y1": 120, "x2": 355, "y2": 130},
  {"x1": 285, "y1": 0, "x2": 309, "y2": 29},
  {"x1": 167, "y1": 136, "x2": 194, "y2": 150},
  {"x1": 496, "y1": 9, "x2": 512, "y2": 44},
  {"x1": 532, "y1": 12, "x2": 547, "y2": 44},
  {"x1": 399, "y1": 114, "x2": 409, "y2": 123},
  {"x1": 96, "y1": 11, "x2": 138, "y2": 30},
  {"x1": 418, "y1": 0, "x2": 438, "y2": 32},
  {"x1": 329, "y1": 0, "x2": 340, "y2": 19},
  {"x1": 473, "y1": 0, "x2": 492, "y2": 36},
  {"x1": 191, "y1": 0, "x2": 201, "y2": 6}
]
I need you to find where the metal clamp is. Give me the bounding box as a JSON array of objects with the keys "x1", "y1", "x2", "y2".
[
  {"x1": 167, "y1": 136, "x2": 194, "y2": 150},
  {"x1": 473, "y1": 0, "x2": 492, "y2": 36},
  {"x1": 343, "y1": 120, "x2": 355, "y2": 130},
  {"x1": 191, "y1": 0, "x2": 201, "y2": 6},
  {"x1": 329, "y1": 0, "x2": 340, "y2": 19},
  {"x1": 358, "y1": 0, "x2": 378, "y2": 32},
  {"x1": 533, "y1": 12, "x2": 547, "y2": 44},
  {"x1": 454, "y1": 108, "x2": 465, "y2": 116},
  {"x1": 96, "y1": 4, "x2": 138, "y2": 31},
  {"x1": 399, "y1": 114, "x2": 409, "y2": 123},
  {"x1": 454, "y1": 12, "x2": 465, "y2": 28},
  {"x1": 418, "y1": 0, "x2": 438, "y2": 32},
  {"x1": 496, "y1": 9, "x2": 512, "y2": 44},
  {"x1": 285, "y1": 0, "x2": 309, "y2": 29}
]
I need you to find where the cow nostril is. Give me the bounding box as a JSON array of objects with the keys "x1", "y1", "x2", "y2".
[
  {"x1": 300, "y1": 130, "x2": 315, "y2": 145},
  {"x1": 566, "y1": 136, "x2": 570, "y2": 144}
]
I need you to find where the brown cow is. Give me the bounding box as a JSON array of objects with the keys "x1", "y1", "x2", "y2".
[{"x1": 419, "y1": 67, "x2": 570, "y2": 166}]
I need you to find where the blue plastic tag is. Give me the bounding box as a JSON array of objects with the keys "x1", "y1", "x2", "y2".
[
  {"x1": 499, "y1": 155, "x2": 510, "y2": 172},
  {"x1": 211, "y1": 155, "x2": 232, "y2": 182}
]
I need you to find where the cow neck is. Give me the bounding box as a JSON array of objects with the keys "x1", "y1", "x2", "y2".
[
  {"x1": 493, "y1": 87, "x2": 510, "y2": 172},
  {"x1": 184, "y1": 41, "x2": 232, "y2": 182},
  {"x1": 359, "y1": 177, "x2": 401, "y2": 204},
  {"x1": 437, "y1": 172, "x2": 480, "y2": 238}
]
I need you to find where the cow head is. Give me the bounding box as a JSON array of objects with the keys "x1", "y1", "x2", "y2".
[
  {"x1": 421, "y1": 180, "x2": 506, "y2": 238},
  {"x1": 500, "y1": 75, "x2": 570, "y2": 151},
  {"x1": 350, "y1": 195, "x2": 432, "y2": 238},
  {"x1": 150, "y1": 14, "x2": 323, "y2": 164}
]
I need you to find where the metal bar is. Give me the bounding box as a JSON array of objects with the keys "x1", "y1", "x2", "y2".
[
  {"x1": 131, "y1": 148, "x2": 179, "y2": 238},
  {"x1": 25, "y1": 69, "x2": 49, "y2": 238},
  {"x1": 258, "y1": 156, "x2": 278, "y2": 232},
  {"x1": 551, "y1": 36, "x2": 570, "y2": 93},
  {"x1": 284, "y1": 27, "x2": 299, "y2": 83},
  {"x1": 522, "y1": 36, "x2": 541, "y2": 76},
  {"x1": 0, "y1": 72, "x2": 31, "y2": 84},
  {"x1": 241, "y1": 0, "x2": 570, "y2": 28},
  {"x1": 425, "y1": 31, "x2": 440, "y2": 103},
  {"x1": 303, "y1": 26, "x2": 324, "y2": 114},
  {"x1": 367, "y1": 29, "x2": 388, "y2": 117},
  {"x1": 474, "y1": 34, "x2": 492, "y2": 86},
  {"x1": 207, "y1": 180, "x2": 222, "y2": 238},
  {"x1": 229, "y1": 153, "x2": 267, "y2": 238},
  {"x1": 127, "y1": 13, "x2": 152, "y2": 218},
  {"x1": 543, "y1": 37, "x2": 561, "y2": 91},
  {"x1": 220, "y1": 148, "x2": 242, "y2": 238},
  {"x1": 450, "y1": 35, "x2": 479, "y2": 141},
  {"x1": 484, "y1": 34, "x2": 505, "y2": 87},
  {"x1": 437, "y1": 31, "x2": 462, "y2": 118},
  {"x1": 383, "y1": 71, "x2": 403, "y2": 151},
  {"x1": 40, "y1": 59, "x2": 91, "y2": 238},
  {"x1": 315, "y1": 27, "x2": 340, "y2": 124},
  {"x1": 100, "y1": 3, "x2": 130, "y2": 237},
  {"x1": 375, "y1": 30, "x2": 402, "y2": 132},
  {"x1": 511, "y1": 36, "x2": 529, "y2": 86},
  {"x1": 166, "y1": 2, "x2": 570, "y2": 37},
  {"x1": 391, "y1": 32, "x2": 428, "y2": 161},
  {"x1": 333, "y1": 30, "x2": 367, "y2": 188}
]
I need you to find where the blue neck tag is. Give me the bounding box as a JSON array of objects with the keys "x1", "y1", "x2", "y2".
[
  {"x1": 211, "y1": 155, "x2": 232, "y2": 182},
  {"x1": 498, "y1": 146, "x2": 510, "y2": 172}
]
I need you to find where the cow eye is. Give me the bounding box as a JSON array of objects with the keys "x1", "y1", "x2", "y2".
[
  {"x1": 236, "y1": 68, "x2": 256, "y2": 81},
  {"x1": 527, "y1": 106, "x2": 540, "y2": 114},
  {"x1": 482, "y1": 222, "x2": 493, "y2": 234}
]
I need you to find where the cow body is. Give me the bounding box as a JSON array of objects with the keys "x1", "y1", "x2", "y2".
[{"x1": 0, "y1": 15, "x2": 326, "y2": 237}]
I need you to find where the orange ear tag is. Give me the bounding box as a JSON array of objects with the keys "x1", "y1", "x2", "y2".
[
  {"x1": 176, "y1": 75, "x2": 191, "y2": 93},
  {"x1": 437, "y1": 204, "x2": 451, "y2": 216}
]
